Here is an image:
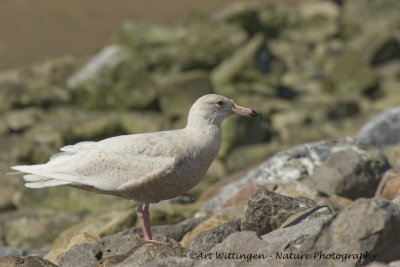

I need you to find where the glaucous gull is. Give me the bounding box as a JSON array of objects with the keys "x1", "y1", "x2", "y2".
[{"x1": 10, "y1": 94, "x2": 258, "y2": 244}]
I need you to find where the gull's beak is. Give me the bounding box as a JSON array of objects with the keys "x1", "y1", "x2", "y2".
[{"x1": 231, "y1": 103, "x2": 258, "y2": 118}]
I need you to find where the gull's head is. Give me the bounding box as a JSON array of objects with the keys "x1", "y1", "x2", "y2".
[{"x1": 187, "y1": 94, "x2": 258, "y2": 127}]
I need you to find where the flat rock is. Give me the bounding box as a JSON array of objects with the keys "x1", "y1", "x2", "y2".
[
  {"x1": 241, "y1": 189, "x2": 317, "y2": 235},
  {"x1": 308, "y1": 146, "x2": 388, "y2": 199}
]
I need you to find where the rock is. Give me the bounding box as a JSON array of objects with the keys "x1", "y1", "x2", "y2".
[
  {"x1": 322, "y1": 48, "x2": 378, "y2": 96},
  {"x1": 181, "y1": 213, "x2": 239, "y2": 247},
  {"x1": 307, "y1": 147, "x2": 388, "y2": 199},
  {"x1": 51, "y1": 209, "x2": 136, "y2": 252},
  {"x1": 148, "y1": 202, "x2": 201, "y2": 226},
  {"x1": 219, "y1": 116, "x2": 273, "y2": 159},
  {"x1": 262, "y1": 213, "x2": 332, "y2": 251},
  {"x1": 57, "y1": 229, "x2": 180, "y2": 267},
  {"x1": 375, "y1": 169, "x2": 400, "y2": 197},
  {"x1": 67, "y1": 44, "x2": 131, "y2": 88},
  {"x1": 272, "y1": 181, "x2": 318, "y2": 199},
  {"x1": 116, "y1": 20, "x2": 246, "y2": 71},
  {"x1": 149, "y1": 217, "x2": 208, "y2": 242},
  {"x1": 70, "y1": 60, "x2": 158, "y2": 110},
  {"x1": 294, "y1": 198, "x2": 400, "y2": 265},
  {"x1": 112, "y1": 243, "x2": 185, "y2": 266},
  {"x1": 187, "y1": 219, "x2": 241, "y2": 253},
  {"x1": 224, "y1": 143, "x2": 282, "y2": 174},
  {"x1": 211, "y1": 34, "x2": 265, "y2": 91},
  {"x1": 1, "y1": 107, "x2": 44, "y2": 133},
  {"x1": 194, "y1": 231, "x2": 271, "y2": 267},
  {"x1": 279, "y1": 206, "x2": 333, "y2": 229},
  {"x1": 356, "y1": 106, "x2": 400, "y2": 151},
  {"x1": 200, "y1": 139, "x2": 353, "y2": 215},
  {"x1": 0, "y1": 247, "x2": 48, "y2": 258},
  {"x1": 393, "y1": 190, "x2": 400, "y2": 208},
  {"x1": 0, "y1": 209, "x2": 82, "y2": 250},
  {"x1": 156, "y1": 70, "x2": 212, "y2": 119},
  {"x1": 0, "y1": 57, "x2": 74, "y2": 111},
  {"x1": 140, "y1": 256, "x2": 194, "y2": 267},
  {"x1": 0, "y1": 256, "x2": 57, "y2": 267},
  {"x1": 342, "y1": 0, "x2": 400, "y2": 37},
  {"x1": 119, "y1": 111, "x2": 170, "y2": 134},
  {"x1": 222, "y1": 185, "x2": 269, "y2": 208},
  {"x1": 44, "y1": 232, "x2": 100, "y2": 264},
  {"x1": 314, "y1": 196, "x2": 353, "y2": 212},
  {"x1": 241, "y1": 189, "x2": 317, "y2": 235},
  {"x1": 380, "y1": 176, "x2": 400, "y2": 200},
  {"x1": 365, "y1": 260, "x2": 400, "y2": 267},
  {"x1": 385, "y1": 143, "x2": 400, "y2": 169},
  {"x1": 281, "y1": 0, "x2": 340, "y2": 43}
]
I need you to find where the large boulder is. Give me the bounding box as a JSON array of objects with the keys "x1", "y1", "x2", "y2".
[
  {"x1": 307, "y1": 146, "x2": 388, "y2": 199},
  {"x1": 199, "y1": 139, "x2": 353, "y2": 215}
]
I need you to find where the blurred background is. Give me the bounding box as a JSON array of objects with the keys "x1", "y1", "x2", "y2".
[{"x1": 0, "y1": 0, "x2": 399, "y2": 252}]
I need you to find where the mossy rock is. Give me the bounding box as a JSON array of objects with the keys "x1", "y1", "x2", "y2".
[
  {"x1": 156, "y1": 70, "x2": 212, "y2": 119},
  {"x1": 0, "y1": 209, "x2": 82, "y2": 249},
  {"x1": 71, "y1": 61, "x2": 158, "y2": 110},
  {"x1": 115, "y1": 20, "x2": 247, "y2": 71}
]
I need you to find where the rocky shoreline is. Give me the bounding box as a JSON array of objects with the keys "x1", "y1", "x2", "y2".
[{"x1": 1, "y1": 0, "x2": 400, "y2": 266}]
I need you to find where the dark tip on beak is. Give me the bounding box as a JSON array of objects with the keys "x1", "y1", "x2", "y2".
[{"x1": 250, "y1": 109, "x2": 258, "y2": 118}]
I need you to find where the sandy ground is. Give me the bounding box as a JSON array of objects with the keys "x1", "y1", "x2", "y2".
[{"x1": 0, "y1": 0, "x2": 296, "y2": 71}]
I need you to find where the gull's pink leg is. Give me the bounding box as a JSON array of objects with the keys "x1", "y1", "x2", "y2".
[{"x1": 136, "y1": 202, "x2": 163, "y2": 245}]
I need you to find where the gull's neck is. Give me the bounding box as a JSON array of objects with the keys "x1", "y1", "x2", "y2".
[{"x1": 184, "y1": 114, "x2": 222, "y2": 140}]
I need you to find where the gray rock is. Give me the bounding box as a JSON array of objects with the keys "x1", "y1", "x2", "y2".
[
  {"x1": 113, "y1": 243, "x2": 185, "y2": 267},
  {"x1": 308, "y1": 147, "x2": 388, "y2": 199},
  {"x1": 365, "y1": 260, "x2": 400, "y2": 267},
  {"x1": 356, "y1": 106, "x2": 400, "y2": 151},
  {"x1": 187, "y1": 219, "x2": 241, "y2": 252},
  {"x1": 199, "y1": 139, "x2": 353, "y2": 215},
  {"x1": 58, "y1": 231, "x2": 143, "y2": 267},
  {"x1": 294, "y1": 198, "x2": 400, "y2": 265},
  {"x1": 0, "y1": 256, "x2": 56, "y2": 267},
  {"x1": 58, "y1": 226, "x2": 182, "y2": 267},
  {"x1": 261, "y1": 214, "x2": 332, "y2": 250},
  {"x1": 194, "y1": 231, "x2": 273, "y2": 267},
  {"x1": 241, "y1": 190, "x2": 317, "y2": 235}
]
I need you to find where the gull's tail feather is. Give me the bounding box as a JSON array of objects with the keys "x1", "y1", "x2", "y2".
[
  {"x1": 25, "y1": 179, "x2": 71, "y2": 188},
  {"x1": 10, "y1": 165, "x2": 74, "y2": 189}
]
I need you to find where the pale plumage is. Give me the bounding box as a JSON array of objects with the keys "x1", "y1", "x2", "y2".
[{"x1": 10, "y1": 94, "x2": 257, "y2": 244}]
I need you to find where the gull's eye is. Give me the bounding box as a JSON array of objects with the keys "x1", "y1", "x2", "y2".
[{"x1": 216, "y1": 101, "x2": 224, "y2": 106}]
